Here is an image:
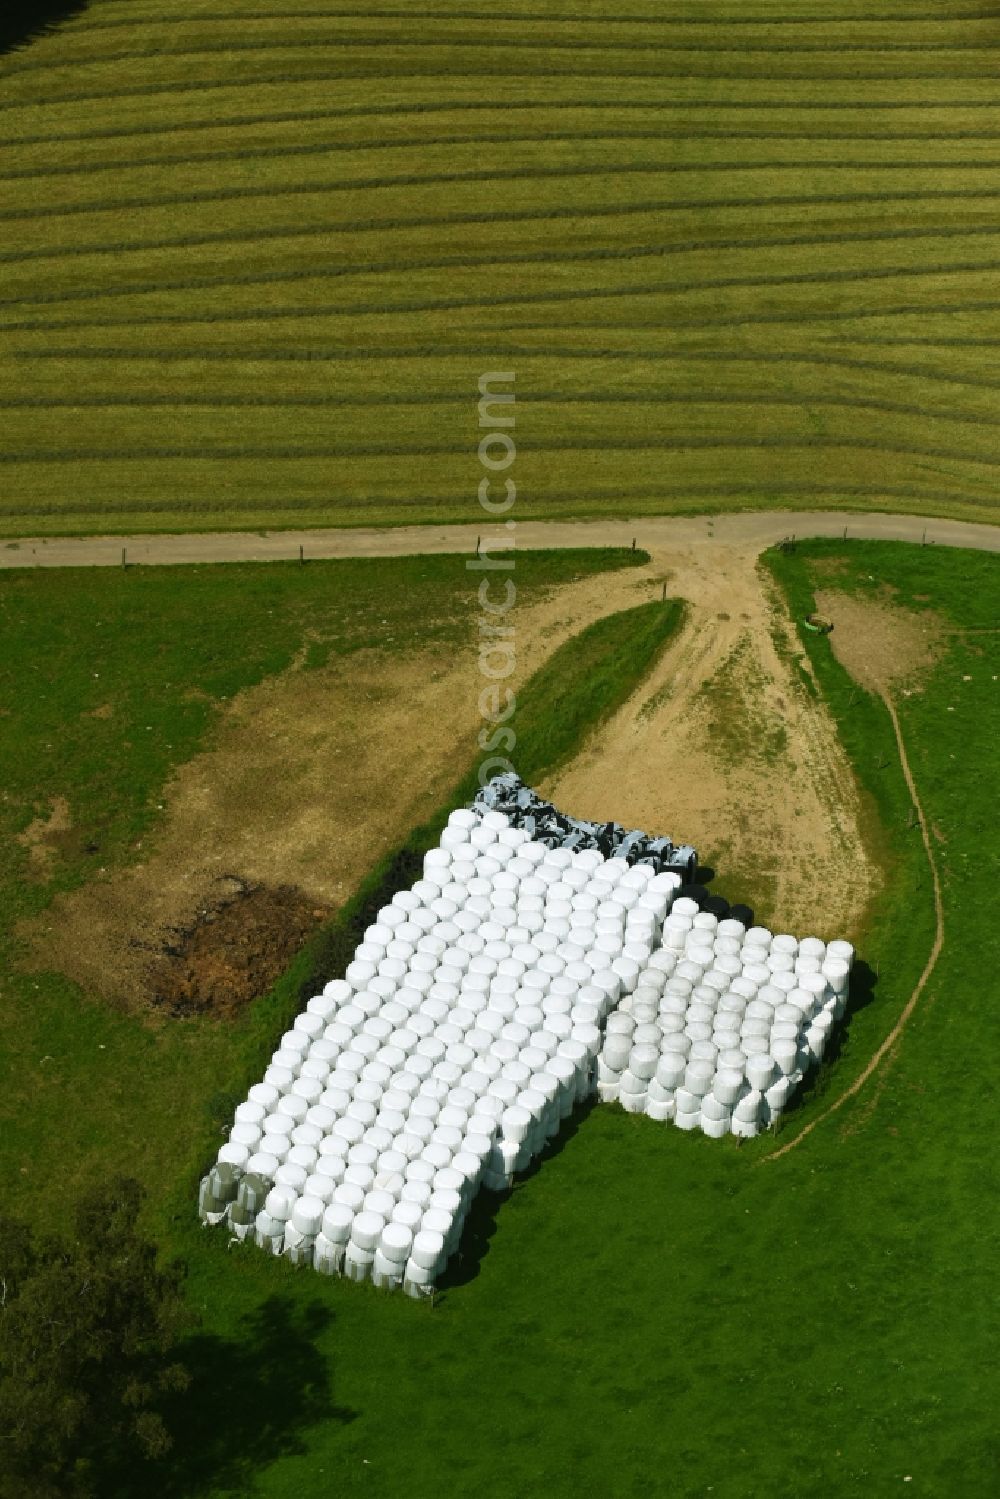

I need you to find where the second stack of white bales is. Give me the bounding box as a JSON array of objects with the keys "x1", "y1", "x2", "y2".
[{"x1": 596, "y1": 898, "x2": 853, "y2": 1135}]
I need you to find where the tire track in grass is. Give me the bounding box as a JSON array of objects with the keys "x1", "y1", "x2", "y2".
[
  {"x1": 8, "y1": 128, "x2": 1000, "y2": 182},
  {"x1": 2, "y1": 437, "x2": 999, "y2": 467},
  {"x1": 16, "y1": 346, "x2": 1000, "y2": 404},
  {"x1": 852, "y1": 333, "x2": 1000, "y2": 348},
  {"x1": 466, "y1": 346, "x2": 1000, "y2": 399},
  {"x1": 3, "y1": 77, "x2": 999, "y2": 115},
  {"x1": 6, "y1": 67, "x2": 1000, "y2": 114},
  {"x1": 8, "y1": 126, "x2": 1000, "y2": 162},
  {"x1": 9, "y1": 296, "x2": 998, "y2": 344},
  {"x1": 440, "y1": 345, "x2": 1000, "y2": 399},
  {"x1": 527, "y1": 295, "x2": 1000, "y2": 333},
  {"x1": 47, "y1": 8, "x2": 1000, "y2": 34},
  {"x1": 2, "y1": 392, "x2": 998, "y2": 433},
  {"x1": 4, "y1": 162, "x2": 1000, "y2": 225},
  {"x1": 0, "y1": 485, "x2": 988, "y2": 525},
  {"x1": 767, "y1": 696, "x2": 945, "y2": 1160}
]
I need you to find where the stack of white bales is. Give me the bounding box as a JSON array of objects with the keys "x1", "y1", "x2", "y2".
[
  {"x1": 596, "y1": 898, "x2": 853, "y2": 1136},
  {"x1": 202, "y1": 806, "x2": 681, "y2": 1292}
]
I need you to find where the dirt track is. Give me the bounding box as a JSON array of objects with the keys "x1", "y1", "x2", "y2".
[
  {"x1": 765, "y1": 586, "x2": 953, "y2": 1158},
  {"x1": 2, "y1": 509, "x2": 997, "y2": 569},
  {"x1": 541, "y1": 538, "x2": 875, "y2": 937}
]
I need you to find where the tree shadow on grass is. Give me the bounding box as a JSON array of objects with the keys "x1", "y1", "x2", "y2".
[
  {"x1": 1, "y1": 1, "x2": 89, "y2": 56},
  {"x1": 437, "y1": 1096, "x2": 599, "y2": 1294},
  {"x1": 110, "y1": 1295, "x2": 357, "y2": 1498}
]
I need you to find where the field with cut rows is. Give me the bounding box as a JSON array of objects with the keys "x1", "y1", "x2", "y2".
[{"x1": 2, "y1": 0, "x2": 1000, "y2": 534}]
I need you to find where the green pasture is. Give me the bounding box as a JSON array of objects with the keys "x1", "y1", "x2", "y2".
[
  {"x1": 1, "y1": 537, "x2": 997, "y2": 1495},
  {"x1": 0, "y1": 545, "x2": 649, "y2": 1225},
  {"x1": 1, "y1": 1, "x2": 999, "y2": 533},
  {"x1": 171, "y1": 540, "x2": 991, "y2": 1499}
]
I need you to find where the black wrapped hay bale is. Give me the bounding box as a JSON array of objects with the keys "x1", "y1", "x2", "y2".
[{"x1": 472, "y1": 772, "x2": 697, "y2": 882}]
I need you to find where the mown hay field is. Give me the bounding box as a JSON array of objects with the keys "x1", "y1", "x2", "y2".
[{"x1": 1, "y1": 0, "x2": 1000, "y2": 534}]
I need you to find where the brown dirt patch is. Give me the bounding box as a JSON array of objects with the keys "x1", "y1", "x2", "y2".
[
  {"x1": 810, "y1": 557, "x2": 851, "y2": 580},
  {"x1": 813, "y1": 589, "x2": 950, "y2": 696},
  {"x1": 16, "y1": 796, "x2": 74, "y2": 878},
  {"x1": 145, "y1": 879, "x2": 330, "y2": 1019},
  {"x1": 21, "y1": 563, "x2": 666, "y2": 1016},
  {"x1": 22, "y1": 644, "x2": 474, "y2": 1014}
]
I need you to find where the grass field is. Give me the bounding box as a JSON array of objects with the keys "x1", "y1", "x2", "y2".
[
  {"x1": 2, "y1": 1, "x2": 1000, "y2": 534},
  {"x1": 3, "y1": 539, "x2": 997, "y2": 1496}
]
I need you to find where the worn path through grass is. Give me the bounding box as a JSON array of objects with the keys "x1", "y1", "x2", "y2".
[{"x1": 770, "y1": 694, "x2": 945, "y2": 1160}]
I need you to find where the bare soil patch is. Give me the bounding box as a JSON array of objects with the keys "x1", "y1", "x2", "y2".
[
  {"x1": 22, "y1": 564, "x2": 662, "y2": 1016},
  {"x1": 813, "y1": 589, "x2": 950, "y2": 697},
  {"x1": 146, "y1": 879, "x2": 329, "y2": 1019},
  {"x1": 16, "y1": 796, "x2": 74, "y2": 879},
  {"x1": 23, "y1": 644, "x2": 475, "y2": 1015}
]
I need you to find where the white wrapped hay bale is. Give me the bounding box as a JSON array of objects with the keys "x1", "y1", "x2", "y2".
[
  {"x1": 204, "y1": 797, "x2": 666, "y2": 1288},
  {"x1": 595, "y1": 884, "x2": 854, "y2": 1137},
  {"x1": 206, "y1": 781, "x2": 853, "y2": 1285}
]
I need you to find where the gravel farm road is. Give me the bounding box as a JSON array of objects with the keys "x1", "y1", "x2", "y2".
[{"x1": 0, "y1": 509, "x2": 997, "y2": 569}]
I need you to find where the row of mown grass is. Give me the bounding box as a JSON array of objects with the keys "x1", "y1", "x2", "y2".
[{"x1": 2, "y1": 0, "x2": 999, "y2": 532}]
